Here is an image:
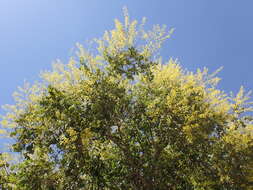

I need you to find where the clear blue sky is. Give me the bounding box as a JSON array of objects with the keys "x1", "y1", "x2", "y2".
[{"x1": 0, "y1": 0, "x2": 253, "y2": 112}]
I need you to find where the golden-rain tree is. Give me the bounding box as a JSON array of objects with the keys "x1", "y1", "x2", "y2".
[{"x1": 1, "y1": 9, "x2": 253, "y2": 189}]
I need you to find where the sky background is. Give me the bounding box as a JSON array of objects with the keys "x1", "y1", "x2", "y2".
[{"x1": 0, "y1": 1, "x2": 253, "y2": 128}]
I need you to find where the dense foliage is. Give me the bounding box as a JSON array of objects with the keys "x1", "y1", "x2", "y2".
[{"x1": 1, "y1": 9, "x2": 253, "y2": 189}]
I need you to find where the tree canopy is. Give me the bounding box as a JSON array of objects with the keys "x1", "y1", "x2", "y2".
[{"x1": 1, "y1": 9, "x2": 253, "y2": 189}]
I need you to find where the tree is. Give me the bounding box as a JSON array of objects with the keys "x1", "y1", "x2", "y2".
[{"x1": 1, "y1": 9, "x2": 253, "y2": 189}]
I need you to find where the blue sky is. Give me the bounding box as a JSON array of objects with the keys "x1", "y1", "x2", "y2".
[{"x1": 0, "y1": 0, "x2": 253, "y2": 113}]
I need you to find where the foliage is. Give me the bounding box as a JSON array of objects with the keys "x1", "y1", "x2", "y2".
[{"x1": 1, "y1": 9, "x2": 253, "y2": 189}]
